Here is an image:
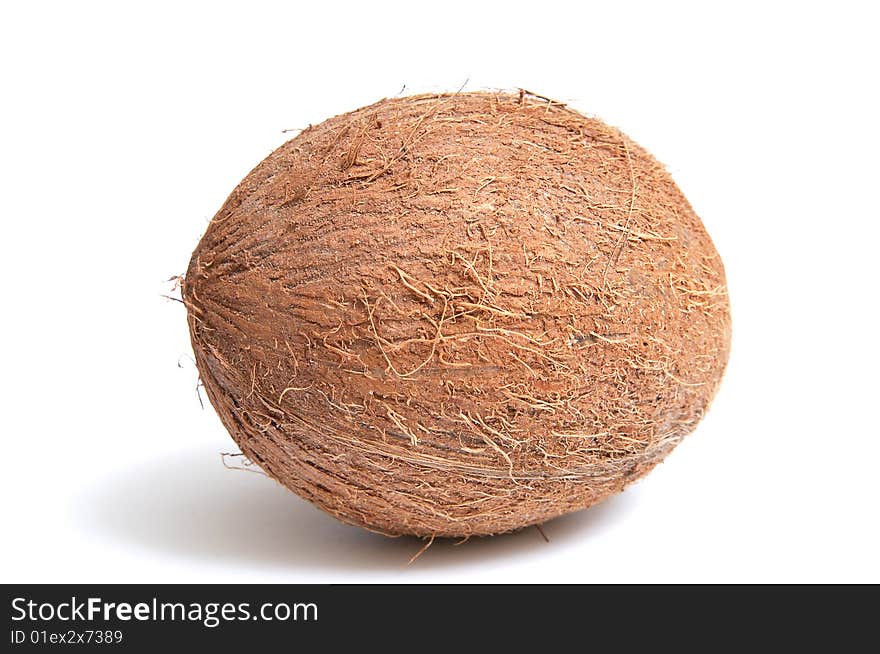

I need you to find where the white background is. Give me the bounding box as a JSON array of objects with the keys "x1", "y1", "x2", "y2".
[{"x1": 2, "y1": 1, "x2": 877, "y2": 583}]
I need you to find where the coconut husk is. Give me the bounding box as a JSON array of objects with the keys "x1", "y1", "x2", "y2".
[{"x1": 183, "y1": 91, "x2": 731, "y2": 537}]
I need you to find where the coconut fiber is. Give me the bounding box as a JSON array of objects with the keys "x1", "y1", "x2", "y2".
[{"x1": 183, "y1": 91, "x2": 731, "y2": 538}]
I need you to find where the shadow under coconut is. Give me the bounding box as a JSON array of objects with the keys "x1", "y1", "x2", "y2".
[{"x1": 75, "y1": 447, "x2": 639, "y2": 572}]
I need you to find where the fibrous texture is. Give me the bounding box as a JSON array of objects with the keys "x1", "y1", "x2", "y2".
[{"x1": 184, "y1": 91, "x2": 731, "y2": 537}]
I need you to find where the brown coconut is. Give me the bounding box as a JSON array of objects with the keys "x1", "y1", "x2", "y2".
[{"x1": 183, "y1": 91, "x2": 731, "y2": 538}]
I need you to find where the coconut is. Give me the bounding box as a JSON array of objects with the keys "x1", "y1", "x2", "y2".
[{"x1": 183, "y1": 91, "x2": 731, "y2": 538}]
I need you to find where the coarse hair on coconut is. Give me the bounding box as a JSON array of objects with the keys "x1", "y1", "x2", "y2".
[{"x1": 183, "y1": 90, "x2": 731, "y2": 538}]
